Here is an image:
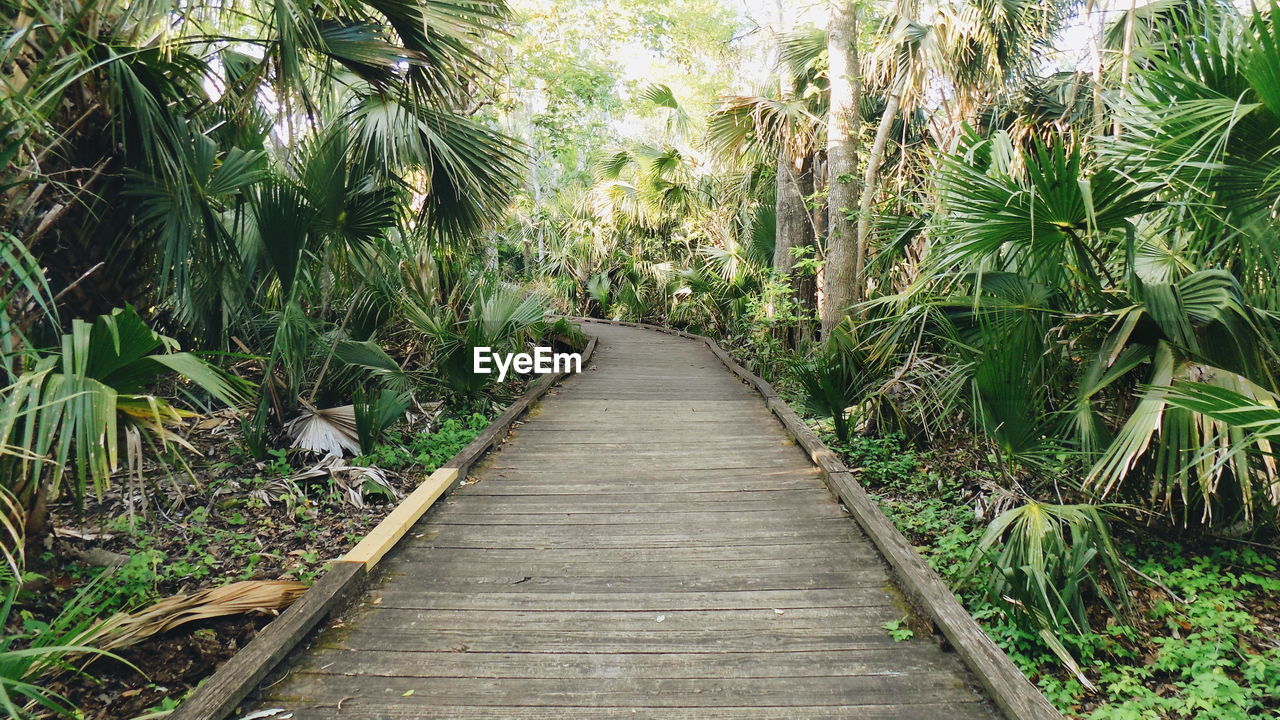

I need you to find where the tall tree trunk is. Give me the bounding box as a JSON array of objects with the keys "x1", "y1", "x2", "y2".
[
  {"x1": 521, "y1": 235, "x2": 533, "y2": 271},
  {"x1": 852, "y1": 89, "x2": 900, "y2": 296},
  {"x1": 821, "y1": 0, "x2": 861, "y2": 338},
  {"x1": 773, "y1": 74, "x2": 808, "y2": 278},
  {"x1": 531, "y1": 159, "x2": 546, "y2": 263},
  {"x1": 791, "y1": 163, "x2": 817, "y2": 345},
  {"x1": 774, "y1": 154, "x2": 808, "y2": 274},
  {"x1": 810, "y1": 151, "x2": 827, "y2": 332}
]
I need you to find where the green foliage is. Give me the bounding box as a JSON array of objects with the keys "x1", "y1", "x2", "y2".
[
  {"x1": 354, "y1": 389, "x2": 411, "y2": 451},
  {"x1": 356, "y1": 414, "x2": 490, "y2": 473},
  {"x1": 881, "y1": 618, "x2": 914, "y2": 641},
  {"x1": 789, "y1": 323, "x2": 872, "y2": 442},
  {"x1": 405, "y1": 283, "x2": 549, "y2": 401},
  {"x1": 0, "y1": 233, "x2": 55, "y2": 385},
  {"x1": 875, "y1": 112, "x2": 1280, "y2": 527},
  {"x1": 1084, "y1": 547, "x2": 1280, "y2": 720},
  {"x1": 546, "y1": 318, "x2": 589, "y2": 352},
  {"x1": 822, "y1": 431, "x2": 1280, "y2": 719},
  {"x1": 827, "y1": 432, "x2": 921, "y2": 485},
  {"x1": 3, "y1": 0, "x2": 525, "y2": 336},
  {"x1": 2, "y1": 307, "x2": 247, "y2": 520},
  {"x1": 1159, "y1": 381, "x2": 1280, "y2": 523},
  {"x1": 939, "y1": 133, "x2": 1158, "y2": 286},
  {"x1": 966, "y1": 501, "x2": 1130, "y2": 686},
  {"x1": 0, "y1": 567, "x2": 120, "y2": 718}
]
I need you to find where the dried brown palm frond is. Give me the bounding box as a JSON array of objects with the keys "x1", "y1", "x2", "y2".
[{"x1": 82, "y1": 580, "x2": 307, "y2": 652}]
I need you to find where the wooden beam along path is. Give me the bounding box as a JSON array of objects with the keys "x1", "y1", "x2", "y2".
[{"x1": 193, "y1": 322, "x2": 1059, "y2": 719}]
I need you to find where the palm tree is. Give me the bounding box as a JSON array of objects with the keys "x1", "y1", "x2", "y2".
[
  {"x1": 706, "y1": 93, "x2": 819, "y2": 266},
  {"x1": 2, "y1": 0, "x2": 525, "y2": 338},
  {"x1": 821, "y1": 0, "x2": 862, "y2": 336},
  {"x1": 851, "y1": 0, "x2": 1078, "y2": 300},
  {"x1": 856, "y1": 10, "x2": 933, "y2": 297},
  {"x1": 902, "y1": 113, "x2": 1280, "y2": 525}
]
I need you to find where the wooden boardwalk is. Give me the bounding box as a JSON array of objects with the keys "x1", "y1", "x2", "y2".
[{"x1": 249, "y1": 324, "x2": 999, "y2": 719}]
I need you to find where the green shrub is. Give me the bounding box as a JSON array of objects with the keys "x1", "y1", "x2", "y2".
[
  {"x1": 789, "y1": 323, "x2": 871, "y2": 442},
  {"x1": 356, "y1": 414, "x2": 489, "y2": 472}
]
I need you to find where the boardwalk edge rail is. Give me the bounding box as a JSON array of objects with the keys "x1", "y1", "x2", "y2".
[
  {"x1": 574, "y1": 318, "x2": 1063, "y2": 720},
  {"x1": 173, "y1": 335, "x2": 598, "y2": 720}
]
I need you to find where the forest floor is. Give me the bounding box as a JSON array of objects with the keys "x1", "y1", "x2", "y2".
[
  {"x1": 20, "y1": 401, "x2": 510, "y2": 719},
  {"x1": 811, "y1": 425, "x2": 1280, "y2": 720}
]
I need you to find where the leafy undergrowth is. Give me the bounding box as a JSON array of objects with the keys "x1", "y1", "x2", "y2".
[
  {"x1": 819, "y1": 429, "x2": 1280, "y2": 720},
  {"x1": 25, "y1": 411, "x2": 494, "y2": 719}
]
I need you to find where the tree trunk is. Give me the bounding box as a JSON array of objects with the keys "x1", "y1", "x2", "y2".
[
  {"x1": 773, "y1": 77, "x2": 808, "y2": 278},
  {"x1": 531, "y1": 161, "x2": 546, "y2": 263},
  {"x1": 821, "y1": 0, "x2": 861, "y2": 338},
  {"x1": 792, "y1": 163, "x2": 817, "y2": 345},
  {"x1": 853, "y1": 89, "x2": 900, "y2": 297},
  {"x1": 810, "y1": 151, "x2": 827, "y2": 334},
  {"x1": 775, "y1": 156, "x2": 811, "y2": 275}
]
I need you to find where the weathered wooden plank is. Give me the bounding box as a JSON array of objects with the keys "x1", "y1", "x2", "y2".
[
  {"x1": 265, "y1": 673, "x2": 984, "y2": 708},
  {"x1": 702, "y1": 337, "x2": 778, "y2": 399},
  {"x1": 397, "y1": 526, "x2": 863, "y2": 550},
  {"x1": 373, "y1": 557, "x2": 878, "y2": 580},
  {"x1": 327, "y1": 606, "x2": 900, "y2": 632},
  {"x1": 562, "y1": 384, "x2": 748, "y2": 394},
  {"x1": 422, "y1": 507, "x2": 849, "y2": 525},
  {"x1": 461, "y1": 477, "x2": 824, "y2": 494},
  {"x1": 360, "y1": 587, "x2": 900, "y2": 611},
  {"x1": 343, "y1": 467, "x2": 458, "y2": 568},
  {"x1": 368, "y1": 571, "x2": 888, "y2": 596},
  {"x1": 476, "y1": 465, "x2": 821, "y2": 481},
  {"x1": 287, "y1": 645, "x2": 968, "y2": 679},
  {"x1": 248, "y1": 702, "x2": 997, "y2": 720},
  {"x1": 520, "y1": 413, "x2": 777, "y2": 426},
  {"x1": 459, "y1": 481, "x2": 820, "y2": 493},
  {"x1": 673, "y1": 330, "x2": 1060, "y2": 720},
  {"x1": 332, "y1": 626, "x2": 908, "y2": 654},
  {"x1": 564, "y1": 378, "x2": 746, "y2": 388},
  {"x1": 385, "y1": 542, "x2": 872, "y2": 564},
  {"x1": 484, "y1": 456, "x2": 807, "y2": 471},
  {"x1": 496, "y1": 446, "x2": 806, "y2": 461},
  {"x1": 389, "y1": 548, "x2": 875, "y2": 571},
  {"x1": 432, "y1": 493, "x2": 840, "y2": 511},
  {"x1": 411, "y1": 512, "x2": 854, "y2": 529},
  {"x1": 501, "y1": 437, "x2": 801, "y2": 452},
  {"x1": 506, "y1": 425, "x2": 783, "y2": 438},
  {"x1": 230, "y1": 322, "x2": 1027, "y2": 720},
  {"x1": 442, "y1": 489, "x2": 837, "y2": 510},
  {"x1": 765, "y1": 396, "x2": 849, "y2": 476}
]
